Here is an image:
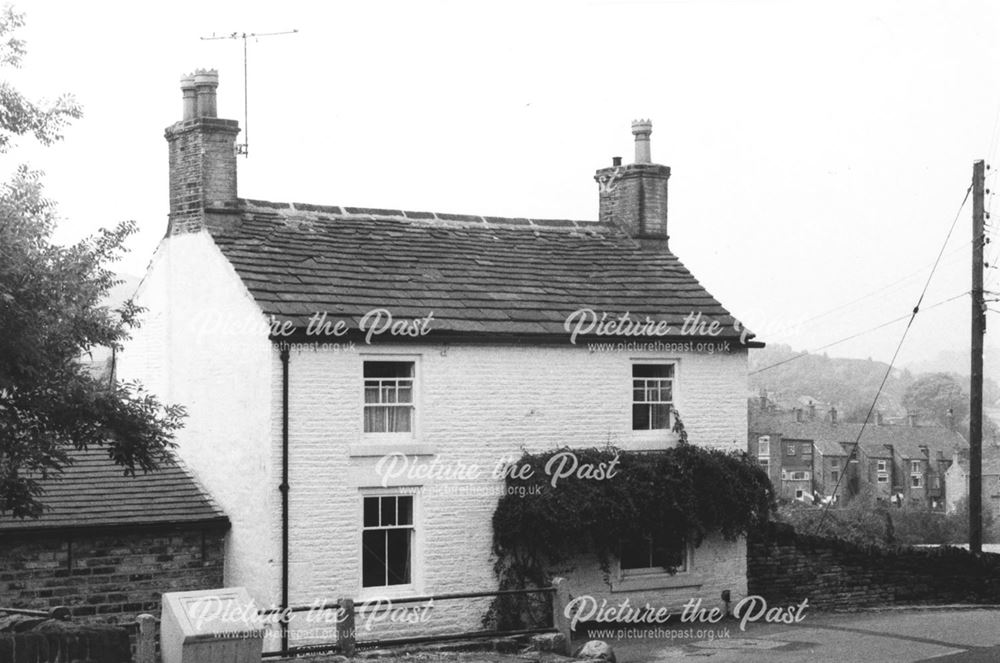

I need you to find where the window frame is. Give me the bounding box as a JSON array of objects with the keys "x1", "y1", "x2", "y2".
[
  {"x1": 786, "y1": 443, "x2": 796, "y2": 456},
  {"x1": 352, "y1": 355, "x2": 434, "y2": 457},
  {"x1": 628, "y1": 359, "x2": 680, "y2": 450},
  {"x1": 619, "y1": 532, "x2": 689, "y2": 577},
  {"x1": 757, "y1": 436, "x2": 771, "y2": 457},
  {"x1": 612, "y1": 530, "x2": 701, "y2": 593},
  {"x1": 877, "y1": 460, "x2": 887, "y2": 473},
  {"x1": 362, "y1": 359, "x2": 417, "y2": 435},
  {"x1": 631, "y1": 362, "x2": 676, "y2": 431},
  {"x1": 358, "y1": 488, "x2": 421, "y2": 599}
]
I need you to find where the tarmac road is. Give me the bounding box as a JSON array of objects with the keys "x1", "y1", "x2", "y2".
[{"x1": 587, "y1": 606, "x2": 1000, "y2": 663}]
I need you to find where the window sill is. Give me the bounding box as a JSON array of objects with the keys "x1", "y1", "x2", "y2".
[
  {"x1": 356, "y1": 584, "x2": 423, "y2": 603},
  {"x1": 611, "y1": 572, "x2": 704, "y2": 593},
  {"x1": 624, "y1": 432, "x2": 680, "y2": 452},
  {"x1": 349, "y1": 442, "x2": 437, "y2": 458}
]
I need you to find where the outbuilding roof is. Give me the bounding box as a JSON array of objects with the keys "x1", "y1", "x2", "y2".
[{"x1": 0, "y1": 447, "x2": 229, "y2": 532}]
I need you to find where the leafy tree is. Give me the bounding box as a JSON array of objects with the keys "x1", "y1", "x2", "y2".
[
  {"x1": 0, "y1": 7, "x2": 184, "y2": 519},
  {"x1": 0, "y1": 8, "x2": 80, "y2": 151},
  {"x1": 902, "y1": 373, "x2": 967, "y2": 429}
]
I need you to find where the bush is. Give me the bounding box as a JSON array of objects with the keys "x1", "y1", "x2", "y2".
[
  {"x1": 777, "y1": 489, "x2": 998, "y2": 547},
  {"x1": 778, "y1": 485, "x2": 892, "y2": 547}
]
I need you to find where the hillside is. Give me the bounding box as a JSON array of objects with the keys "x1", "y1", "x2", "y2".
[
  {"x1": 750, "y1": 344, "x2": 1000, "y2": 424},
  {"x1": 749, "y1": 344, "x2": 912, "y2": 418}
]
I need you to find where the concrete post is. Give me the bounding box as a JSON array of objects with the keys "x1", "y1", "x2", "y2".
[
  {"x1": 136, "y1": 613, "x2": 157, "y2": 663},
  {"x1": 551, "y1": 577, "x2": 572, "y2": 655},
  {"x1": 338, "y1": 598, "x2": 356, "y2": 657}
]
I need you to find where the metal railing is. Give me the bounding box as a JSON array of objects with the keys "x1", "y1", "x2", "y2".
[
  {"x1": 259, "y1": 579, "x2": 571, "y2": 659},
  {"x1": 0, "y1": 606, "x2": 70, "y2": 620}
]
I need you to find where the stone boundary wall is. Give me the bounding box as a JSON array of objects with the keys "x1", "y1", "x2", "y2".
[{"x1": 748, "y1": 523, "x2": 1000, "y2": 609}]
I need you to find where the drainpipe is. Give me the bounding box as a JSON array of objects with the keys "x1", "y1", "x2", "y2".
[{"x1": 279, "y1": 346, "x2": 290, "y2": 654}]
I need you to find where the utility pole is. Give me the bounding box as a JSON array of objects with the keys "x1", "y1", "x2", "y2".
[{"x1": 971, "y1": 159, "x2": 986, "y2": 555}]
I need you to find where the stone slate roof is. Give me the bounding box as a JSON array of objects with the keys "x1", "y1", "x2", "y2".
[
  {"x1": 0, "y1": 447, "x2": 229, "y2": 532},
  {"x1": 749, "y1": 412, "x2": 967, "y2": 460},
  {"x1": 204, "y1": 200, "x2": 751, "y2": 340}
]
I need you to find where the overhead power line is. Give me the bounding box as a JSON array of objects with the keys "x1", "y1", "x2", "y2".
[
  {"x1": 753, "y1": 185, "x2": 973, "y2": 376},
  {"x1": 810, "y1": 183, "x2": 974, "y2": 535},
  {"x1": 764, "y1": 242, "x2": 970, "y2": 343},
  {"x1": 749, "y1": 291, "x2": 969, "y2": 376}
]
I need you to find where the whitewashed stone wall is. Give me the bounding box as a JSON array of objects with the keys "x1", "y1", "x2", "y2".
[
  {"x1": 116, "y1": 232, "x2": 280, "y2": 605},
  {"x1": 279, "y1": 342, "x2": 747, "y2": 643}
]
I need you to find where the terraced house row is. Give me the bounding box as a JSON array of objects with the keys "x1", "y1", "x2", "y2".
[{"x1": 749, "y1": 405, "x2": 971, "y2": 511}]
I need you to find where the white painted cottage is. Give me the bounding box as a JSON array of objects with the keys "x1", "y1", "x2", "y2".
[{"x1": 118, "y1": 70, "x2": 759, "y2": 648}]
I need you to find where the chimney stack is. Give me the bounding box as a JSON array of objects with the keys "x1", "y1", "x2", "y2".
[
  {"x1": 595, "y1": 119, "x2": 671, "y2": 250},
  {"x1": 164, "y1": 69, "x2": 240, "y2": 235}
]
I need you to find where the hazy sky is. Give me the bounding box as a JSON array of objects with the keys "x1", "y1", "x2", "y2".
[{"x1": 11, "y1": 0, "x2": 1000, "y2": 370}]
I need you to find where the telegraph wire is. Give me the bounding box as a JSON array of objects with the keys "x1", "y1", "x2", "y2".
[
  {"x1": 749, "y1": 291, "x2": 969, "y2": 376},
  {"x1": 810, "y1": 184, "x2": 974, "y2": 535},
  {"x1": 765, "y1": 241, "x2": 970, "y2": 341},
  {"x1": 753, "y1": 184, "x2": 972, "y2": 376}
]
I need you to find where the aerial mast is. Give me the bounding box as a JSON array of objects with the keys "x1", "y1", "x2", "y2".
[{"x1": 200, "y1": 29, "x2": 298, "y2": 157}]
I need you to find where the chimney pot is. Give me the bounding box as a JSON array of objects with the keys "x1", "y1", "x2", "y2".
[
  {"x1": 612, "y1": 156, "x2": 622, "y2": 167},
  {"x1": 193, "y1": 68, "x2": 220, "y2": 119},
  {"x1": 180, "y1": 74, "x2": 197, "y2": 120},
  {"x1": 830, "y1": 407, "x2": 838, "y2": 424},
  {"x1": 632, "y1": 119, "x2": 653, "y2": 164}
]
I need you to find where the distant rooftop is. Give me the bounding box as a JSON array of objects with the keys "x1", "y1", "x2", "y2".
[{"x1": 750, "y1": 411, "x2": 968, "y2": 459}]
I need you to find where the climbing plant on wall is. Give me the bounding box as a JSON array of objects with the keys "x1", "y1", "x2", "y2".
[{"x1": 484, "y1": 425, "x2": 774, "y2": 629}]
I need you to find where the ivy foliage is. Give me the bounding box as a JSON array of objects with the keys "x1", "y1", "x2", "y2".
[{"x1": 490, "y1": 438, "x2": 775, "y2": 588}]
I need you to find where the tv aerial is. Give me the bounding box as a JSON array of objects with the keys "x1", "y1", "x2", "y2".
[{"x1": 200, "y1": 29, "x2": 299, "y2": 157}]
